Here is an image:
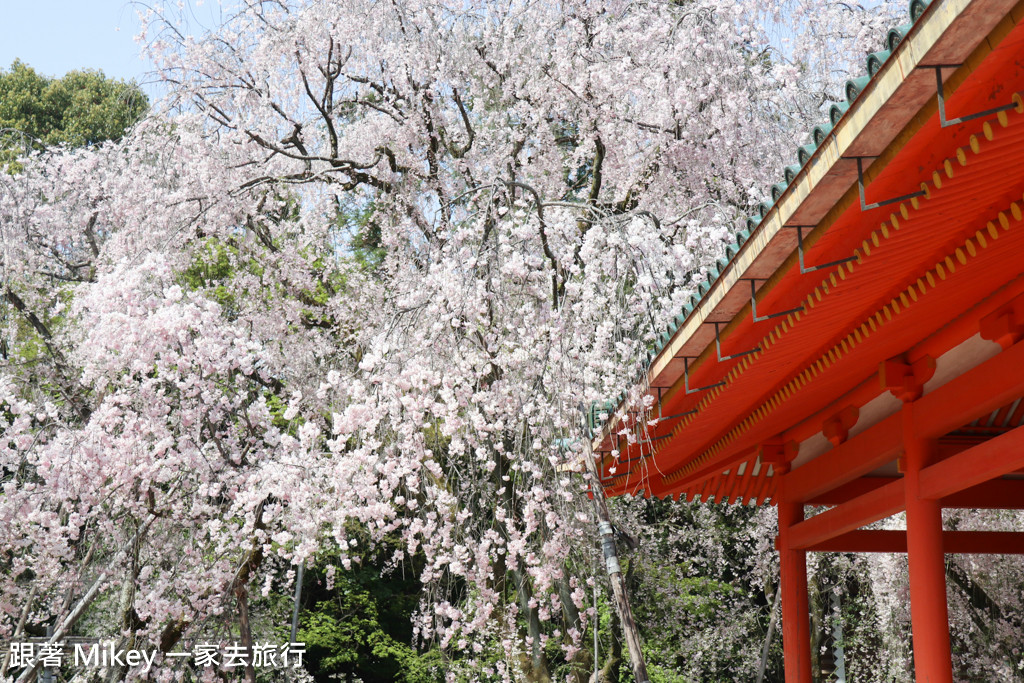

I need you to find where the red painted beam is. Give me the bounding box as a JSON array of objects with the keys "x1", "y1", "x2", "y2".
[
  {"x1": 806, "y1": 477, "x2": 894, "y2": 505},
  {"x1": 787, "y1": 414, "x2": 902, "y2": 503},
  {"x1": 942, "y1": 478, "x2": 1024, "y2": 508},
  {"x1": 809, "y1": 477, "x2": 1024, "y2": 508},
  {"x1": 791, "y1": 427, "x2": 1024, "y2": 551},
  {"x1": 807, "y1": 530, "x2": 1024, "y2": 554},
  {"x1": 945, "y1": 531, "x2": 1024, "y2": 554},
  {"x1": 788, "y1": 339, "x2": 1024, "y2": 503},
  {"x1": 787, "y1": 478, "x2": 905, "y2": 551},
  {"x1": 913, "y1": 340, "x2": 1024, "y2": 440},
  {"x1": 921, "y1": 424, "x2": 1024, "y2": 499}
]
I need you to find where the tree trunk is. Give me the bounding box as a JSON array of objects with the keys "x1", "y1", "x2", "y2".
[
  {"x1": 512, "y1": 568, "x2": 552, "y2": 682},
  {"x1": 580, "y1": 438, "x2": 650, "y2": 683},
  {"x1": 103, "y1": 548, "x2": 142, "y2": 683},
  {"x1": 810, "y1": 576, "x2": 822, "y2": 682},
  {"x1": 14, "y1": 502, "x2": 170, "y2": 683},
  {"x1": 557, "y1": 570, "x2": 593, "y2": 683},
  {"x1": 0, "y1": 586, "x2": 36, "y2": 678},
  {"x1": 598, "y1": 594, "x2": 623, "y2": 683},
  {"x1": 235, "y1": 586, "x2": 257, "y2": 683}
]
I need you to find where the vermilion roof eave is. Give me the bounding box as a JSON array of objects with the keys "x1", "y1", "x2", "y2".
[{"x1": 594, "y1": 0, "x2": 1024, "y2": 500}]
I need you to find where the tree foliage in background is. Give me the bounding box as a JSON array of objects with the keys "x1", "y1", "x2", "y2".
[{"x1": 0, "y1": 60, "x2": 147, "y2": 169}]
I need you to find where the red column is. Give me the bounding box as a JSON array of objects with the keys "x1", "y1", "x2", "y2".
[
  {"x1": 777, "y1": 492, "x2": 813, "y2": 682},
  {"x1": 903, "y1": 404, "x2": 953, "y2": 683}
]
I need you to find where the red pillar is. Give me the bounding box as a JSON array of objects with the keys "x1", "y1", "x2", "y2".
[
  {"x1": 777, "y1": 493, "x2": 813, "y2": 682},
  {"x1": 903, "y1": 404, "x2": 953, "y2": 683}
]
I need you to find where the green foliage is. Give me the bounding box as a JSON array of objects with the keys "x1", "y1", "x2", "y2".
[
  {"x1": 299, "y1": 593, "x2": 444, "y2": 683},
  {"x1": 336, "y1": 200, "x2": 386, "y2": 271},
  {"x1": 0, "y1": 60, "x2": 147, "y2": 169},
  {"x1": 295, "y1": 541, "x2": 444, "y2": 683},
  {"x1": 179, "y1": 239, "x2": 238, "y2": 313},
  {"x1": 616, "y1": 498, "x2": 780, "y2": 681},
  {"x1": 350, "y1": 220, "x2": 386, "y2": 270},
  {"x1": 0, "y1": 60, "x2": 149, "y2": 146}
]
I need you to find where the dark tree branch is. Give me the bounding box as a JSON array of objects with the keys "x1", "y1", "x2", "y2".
[{"x1": 450, "y1": 88, "x2": 475, "y2": 159}]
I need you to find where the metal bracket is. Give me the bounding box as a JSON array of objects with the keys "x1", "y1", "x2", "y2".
[
  {"x1": 790, "y1": 226, "x2": 858, "y2": 274},
  {"x1": 852, "y1": 157, "x2": 926, "y2": 211},
  {"x1": 658, "y1": 408, "x2": 698, "y2": 421},
  {"x1": 677, "y1": 356, "x2": 726, "y2": 395},
  {"x1": 929, "y1": 65, "x2": 1019, "y2": 127},
  {"x1": 714, "y1": 322, "x2": 759, "y2": 361},
  {"x1": 596, "y1": 451, "x2": 625, "y2": 475},
  {"x1": 652, "y1": 387, "x2": 698, "y2": 422},
  {"x1": 613, "y1": 436, "x2": 662, "y2": 466},
  {"x1": 746, "y1": 279, "x2": 803, "y2": 322},
  {"x1": 636, "y1": 433, "x2": 673, "y2": 447}
]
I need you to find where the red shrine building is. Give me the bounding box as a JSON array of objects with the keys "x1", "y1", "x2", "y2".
[{"x1": 589, "y1": 0, "x2": 1024, "y2": 680}]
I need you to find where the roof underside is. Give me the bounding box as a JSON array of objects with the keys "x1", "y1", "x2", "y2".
[{"x1": 595, "y1": 0, "x2": 1024, "y2": 503}]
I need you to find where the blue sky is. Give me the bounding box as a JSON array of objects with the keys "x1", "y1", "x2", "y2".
[
  {"x1": 0, "y1": 1, "x2": 223, "y2": 98},
  {"x1": 0, "y1": 1, "x2": 152, "y2": 82}
]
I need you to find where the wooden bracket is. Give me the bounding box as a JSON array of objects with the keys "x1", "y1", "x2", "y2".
[
  {"x1": 759, "y1": 440, "x2": 799, "y2": 476},
  {"x1": 980, "y1": 296, "x2": 1024, "y2": 350},
  {"x1": 823, "y1": 405, "x2": 860, "y2": 446},
  {"x1": 880, "y1": 355, "x2": 936, "y2": 403}
]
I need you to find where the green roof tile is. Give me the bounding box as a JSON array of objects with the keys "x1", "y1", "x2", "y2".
[
  {"x1": 812, "y1": 122, "x2": 833, "y2": 146},
  {"x1": 887, "y1": 23, "x2": 913, "y2": 52},
  {"x1": 845, "y1": 74, "x2": 871, "y2": 102},
  {"x1": 797, "y1": 142, "x2": 817, "y2": 166},
  {"x1": 867, "y1": 49, "x2": 892, "y2": 76},
  {"x1": 910, "y1": 0, "x2": 930, "y2": 20},
  {"x1": 829, "y1": 101, "x2": 849, "y2": 126},
  {"x1": 771, "y1": 181, "x2": 788, "y2": 202}
]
